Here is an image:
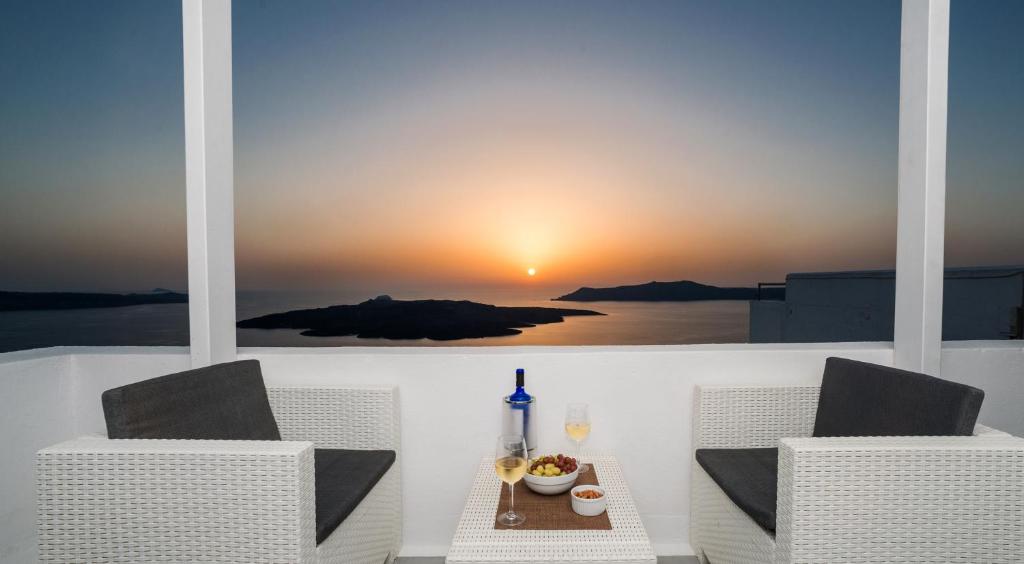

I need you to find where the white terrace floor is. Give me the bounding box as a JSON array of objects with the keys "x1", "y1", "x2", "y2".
[{"x1": 398, "y1": 558, "x2": 698, "y2": 564}]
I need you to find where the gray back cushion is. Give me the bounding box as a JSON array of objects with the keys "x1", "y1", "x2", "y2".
[
  {"x1": 813, "y1": 357, "x2": 984, "y2": 437},
  {"x1": 102, "y1": 359, "x2": 281, "y2": 440}
]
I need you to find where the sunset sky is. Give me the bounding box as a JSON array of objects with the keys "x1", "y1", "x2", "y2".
[{"x1": 1, "y1": 0, "x2": 1021, "y2": 294}]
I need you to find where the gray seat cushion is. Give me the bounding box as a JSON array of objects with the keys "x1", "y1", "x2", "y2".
[
  {"x1": 695, "y1": 358, "x2": 986, "y2": 535},
  {"x1": 695, "y1": 448, "x2": 778, "y2": 533},
  {"x1": 315, "y1": 448, "x2": 396, "y2": 544},
  {"x1": 813, "y1": 357, "x2": 984, "y2": 437},
  {"x1": 101, "y1": 359, "x2": 281, "y2": 440}
]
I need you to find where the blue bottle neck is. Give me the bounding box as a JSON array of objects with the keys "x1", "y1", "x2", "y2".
[{"x1": 509, "y1": 386, "x2": 531, "y2": 402}]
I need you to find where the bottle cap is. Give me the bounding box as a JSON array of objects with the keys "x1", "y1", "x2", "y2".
[{"x1": 516, "y1": 368, "x2": 525, "y2": 387}]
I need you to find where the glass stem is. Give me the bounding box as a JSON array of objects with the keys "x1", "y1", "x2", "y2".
[
  {"x1": 508, "y1": 482, "x2": 515, "y2": 515},
  {"x1": 576, "y1": 439, "x2": 582, "y2": 468}
]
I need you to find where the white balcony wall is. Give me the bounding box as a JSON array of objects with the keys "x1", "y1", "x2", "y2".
[
  {"x1": 0, "y1": 352, "x2": 72, "y2": 564},
  {"x1": 0, "y1": 349, "x2": 191, "y2": 563},
  {"x1": 3, "y1": 343, "x2": 1022, "y2": 560}
]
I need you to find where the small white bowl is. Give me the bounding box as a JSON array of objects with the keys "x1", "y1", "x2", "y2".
[
  {"x1": 570, "y1": 485, "x2": 607, "y2": 517},
  {"x1": 523, "y1": 466, "x2": 579, "y2": 495}
]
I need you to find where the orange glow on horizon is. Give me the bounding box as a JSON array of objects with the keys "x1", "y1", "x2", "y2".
[{"x1": 232, "y1": 57, "x2": 900, "y2": 292}]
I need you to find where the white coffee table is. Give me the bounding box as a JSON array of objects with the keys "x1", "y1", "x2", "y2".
[{"x1": 446, "y1": 455, "x2": 656, "y2": 564}]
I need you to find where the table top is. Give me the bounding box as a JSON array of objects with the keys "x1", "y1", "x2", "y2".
[{"x1": 445, "y1": 455, "x2": 657, "y2": 564}]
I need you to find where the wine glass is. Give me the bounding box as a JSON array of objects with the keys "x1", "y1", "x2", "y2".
[
  {"x1": 495, "y1": 434, "x2": 528, "y2": 526},
  {"x1": 565, "y1": 403, "x2": 591, "y2": 473}
]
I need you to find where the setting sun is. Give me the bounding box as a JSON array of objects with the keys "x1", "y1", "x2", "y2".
[{"x1": 527, "y1": 268, "x2": 537, "y2": 277}]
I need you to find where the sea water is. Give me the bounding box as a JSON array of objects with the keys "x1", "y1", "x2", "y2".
[{"x1": 0, "y1": 288, "x2": 749, "y2": 352}]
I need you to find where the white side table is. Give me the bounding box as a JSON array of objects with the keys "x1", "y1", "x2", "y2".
[{"x1": 446, "y1": 455, "x2": 657, "y2": 564}]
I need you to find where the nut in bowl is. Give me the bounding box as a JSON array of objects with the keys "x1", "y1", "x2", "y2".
[
  {"x1": 570, "y1": 485, "x2": 607, "y2": 517},
  {"x1": 522, "y1": 454, "x2": 579, "y2": 495}
]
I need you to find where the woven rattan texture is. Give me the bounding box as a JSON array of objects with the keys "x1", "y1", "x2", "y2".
[
  {"x1": 317, "y1": 465, "x2": 402, "y2": 564},
  {"x1": 691, "y1": 464, "x2": 774, "y2": 564},
  {"x1": 268, "y1": 386, "x2": 400, "y2": 450},
  {"x1": 692, "y1": 385, "x2": 819, "y2": 450},
  {"x1": 37, "y1": 438, "x2": 317, "y2": 563},
  {"x1": 38, "y1": 385, "x2": 402, "y2": 564},
  {"x1": 447, "y1": 456, "x2": 655, "y2": 563},
  {"x1": 690, "y1": 384, "x2": 1024, "y2": 564},
  {"x1": 777, "y1": 436, "x2": 1024, "y2": 563},
  {"x1": 269, "y1": 385, "x2": 403, "y2": 562},
  {"x1": 494, "y1": 465, "x2": 611, "y2": 530}
]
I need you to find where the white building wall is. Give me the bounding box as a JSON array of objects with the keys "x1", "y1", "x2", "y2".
[
  {"x1": 943, "y1": 274, "x2": 1024, "y2": 340},
  {"x1": 751, "y1": 269, "x2": 1024, "y2": 343}
]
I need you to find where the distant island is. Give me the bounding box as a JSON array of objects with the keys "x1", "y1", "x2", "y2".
[
  {"x1": 0, "y1": 289, "x2": 187, "y2": 311},
  {"x1": 554, "y1": 280, "x2": 784, "y2": 302},
  {"x1": 237, "y1": 295, "x2": 604, "y2": 340}
]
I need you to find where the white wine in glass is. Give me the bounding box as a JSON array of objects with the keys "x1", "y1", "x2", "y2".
[
  {"x1": 565, "y1": 422, "x2": 592, "y2": 442},
  {"x1": 495, "y1": 434, "x2": 528, "y2": 526},
  {"x1": 494, "y1": 455, "x2": 527, "y2": 484},
  {"x1": 565, "y1": 403, "x2": 591, "y2": 473}
]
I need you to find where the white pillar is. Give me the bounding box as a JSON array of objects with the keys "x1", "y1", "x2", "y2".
[
  {"x1": 182, "y1": 0, "x2": 236, "y2": 367},
  {"x1": 894, "y1": 0, "x2": 949, "y2": 375}
]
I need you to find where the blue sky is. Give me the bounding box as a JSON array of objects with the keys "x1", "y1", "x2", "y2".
[
  {"x1": 0, "y1": 0, "x2": 1020, "y2": 292},
  {"x1": 946, "y1": 0, "x2": 1024, "y2": 267},
  {"x1": 0, "y1": 0, "x2": 186, "y2": 292},
  {"x1": 232, "y1": 0, "x2": 904, "y2": 290}
]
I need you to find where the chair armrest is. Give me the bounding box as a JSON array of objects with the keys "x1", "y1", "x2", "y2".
[
  {"x1": 267, "y1": 386, "x2": 400, "y2": 451},
  {"x1": 37, "y1": 436, "x2": 317, "y2": 563},
  {"x1": 777, "y1": 435, "x2": 1024, "y2": 562},
  {"x1": 693, "y1": 385, "x2": 820, "y2": 449},
  {"x1": 974, "y1": 423, "x2": 1012, "y2": 437}
]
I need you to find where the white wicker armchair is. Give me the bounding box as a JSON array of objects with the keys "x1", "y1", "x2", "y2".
[
  {"x1": 691, "y1": 385, "x2": 1024, "y2": 564},
  {"x1": 37, "y1": 385, "x2": 402, "y2": 564}
]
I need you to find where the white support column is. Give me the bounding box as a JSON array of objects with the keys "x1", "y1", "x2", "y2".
[
  {"x1": 182, "y1": 0, "x2": 236, "y2": 367},
  {"x1": 894, "y1": 0, "x2": 949, "y2": 375}
]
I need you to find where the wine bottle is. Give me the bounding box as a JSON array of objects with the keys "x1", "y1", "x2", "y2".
[{"x1": 503, "y1": 368, "x2": 537, "y2": 455}]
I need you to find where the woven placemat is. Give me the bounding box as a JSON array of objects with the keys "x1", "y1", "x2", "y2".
[{"x1": 494, "y1": 466, "x2": 612, "y2": 530}]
